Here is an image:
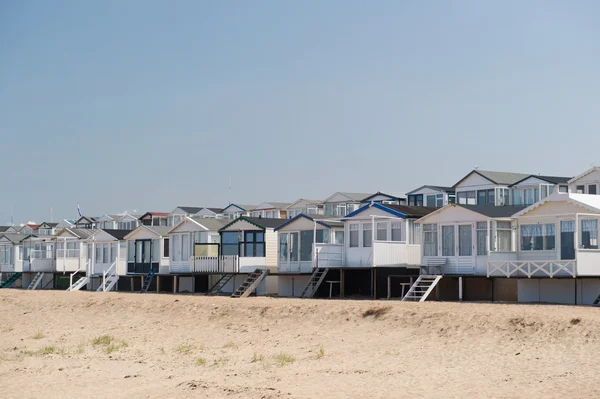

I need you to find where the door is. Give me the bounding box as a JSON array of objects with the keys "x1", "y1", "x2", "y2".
[
  {"x1": 134, "y1": 239, "x2": 152, "y2": 273},
  {"x1": 279, "y1": 233, "x2": 288, "y2": 271},
  {"x1": 289, "y1": 232, "x2": 299, "y2": 272},
  {"x1": 560, "y1": 220, "x2": 575, "y2": 260},
  {"x1": 458, "y1": 224, "x2": 474, "y2": 273},
  {"x1": 441, "y1": 225, "x2": 455, "y2": 273}
]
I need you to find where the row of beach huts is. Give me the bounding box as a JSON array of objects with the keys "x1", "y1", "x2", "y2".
[{"x1": 2, "y1": 166, "x2": 600, "y2": 305}]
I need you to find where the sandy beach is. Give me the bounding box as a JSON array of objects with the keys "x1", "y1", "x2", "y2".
[{"x1": 0, "y1": 290, "x2": 598, "y2": 398}]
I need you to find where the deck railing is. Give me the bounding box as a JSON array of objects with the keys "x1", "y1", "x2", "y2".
[
  {"x1": 372, "y1": 241, "x2": 421, "y2": 266},
  {"x1": 313, "y1": 243, "x2": 344, "y2": 268},
  {"x1": 193, "y1": 255, "x2": 239, "y2": 273},
  {"x1": 487, "y1": 260, "x2": 577, "y2": 278}
]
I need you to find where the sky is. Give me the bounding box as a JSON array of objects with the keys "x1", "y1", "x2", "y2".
[{"x1": 1, "y1": 0, "x2": 599, "y2": 224}]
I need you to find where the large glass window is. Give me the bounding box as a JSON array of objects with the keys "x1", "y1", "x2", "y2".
[
  {"x1": 128, "y1": 241, "x2": 134, "y2": 262},
  {"x1": 376, "y1": 222, "x2": 387, "y2": 241},
  {"x1": 496, "y1": 222, "x2": 512, "y2": 251},
  {"x1": 334, "y1": 231, "x2": 344, "y2": 245},
  {"x1": 163, "y1": 238, "x2": 169, "y2": 258},
  {"x1": 279, "y1": 234, "x2": 288, "y2": 262},
  {"x1": 544, "y1": 224, "x2": 555, "y2": 250},
  {"x1": 316, "y1": 229, "x2": 329, "y2": 244},
  {"x1": 172, "y1": 235, "x2": 180, "y2": 261},
  {"x1": 589, "y1": 185, "x2": 598, "y2": 195},
  {"x1": 457, "y1": 191, "x2": 476, "y2": 205},
  {"x1": 423, "y1": 224, "x2": 438, "y2": 256},
  {"x1": 576, "y1": 186, "x2": 585, "y2": 194},
  {"x1": 581, "y1": 219, "x2": 598, "y2": 249},
  {"x1": 363, "y1": 223, "x2": 372, "y2": 247},
  {"x1": 442, "y1": 226, "x2": 455, "y2": 256},
  {"x1": 111, "y1": 243, "x2": 117, "y2": 263},
  {"x1": 221, "y1": 232, "x2": 239, "y2": 256},
  {"x1": 349, "y1": 224, "x2": 359, "y2": 247},
  {"x1": 243, "y1": 231, "x2": 265, "y2": 257},
  {"x1": 408, "y1": 195, "x2": 423, "y2": 206},
  {"x1": 426, "y1": 195, "x2": 436, "y2": 207},
  {"x1": 182, "y1": 235, "x2": 189, "y2": 261},
  {"x1": 476, "y1": 222, "x2": 487, "y2": 255},
  {"x1": 458, "y1": 225, "x2": 472, "y2": 256},
  {"x1": 102, "y1": 244, "x2": 108, "y2": 263}
]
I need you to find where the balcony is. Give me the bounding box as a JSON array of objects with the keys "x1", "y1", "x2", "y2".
[
  {"x1": 487, "y1": 252, "x2": 576, "y2": 278},
  {"x1": 373, "y1": 241, "x2": 421, "y2": 266},
  {"x1": 193, "y1": 255, "x2": 239, "y2": 273}
]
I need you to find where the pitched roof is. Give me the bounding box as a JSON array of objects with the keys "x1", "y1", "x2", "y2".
[
  {"x1": 176, "y1": 206, "x2": 204, "y2": 214},
  {"x1": 0, "y1": 233, "x2": 27, "y2": 244},
  {"x1": 454, "y1": 169, "x2": 530, "y2": 187},
  {"x1": 285, "y1": 199, "x2": 324, "y2": 209},
  {"x1": 361, "y1": 192, "x2": 404, "y2": 202},
  {"x1": 274, "y1": 214, "x2": 344, "y2": 231},
  {"x1": 219, "y1": 204, "x2": 258, "y2": 213},
  {"x1": 406, "y1": 185, "x2": 455, "y2": 195},
  {"x1": 40, "y1": 222, "x2": 59, "y2": 228},
  {"x1": 143, "y1": 226, "x2": 171, "y2": 237},
  {"x1": 101, "y1": 229, "x2": 133, "y2": 240},
  {"x1": 323, "y1": 192, "x2": 373, "y2": 203},
  {"x1": 188, "y1": 217, "x2": 228, "y2": 230},
  {"x1": 509, "y1": 175, "x2": 572, "y2": 187},
  {"x1": 61, "y1": 228, "x2": 95, "y2": 239},
  {"x1": 219, "y1": 217, "x2": 287, "y2": 231},
  {"x1": 199, "y1": 208, "x2": 222, "y2": 214},
  {"x1": 455, "y1": 205, "x2": 527, "y2": 218},
  {"x1": 255, "y1": 202, "x2": 292, "y2": 210},
  {"x1": 568, "y1": 167, "x2": 600, "y2": 184},
  {"x1": 0, "y1": 226, "x2": 10, "y2": 232},
  {"x1": 513, "y1": 192, "x2": 600, "y2": 217},
  {"x1": 138, "y1": 212, "x2": 169, "y2": 219}
]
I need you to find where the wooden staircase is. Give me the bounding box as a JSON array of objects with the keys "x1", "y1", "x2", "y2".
[
  {"x1": 0, "y1": 272, "x2": 22, "y2": 288},
  {"x1": 140, "y1": 269, "x2": 156, "y2": 293},
  {"x1": 27, "y1": 272, "x2": 44, "y2": 290},
  {"x1": 66, "y1": 276, "x2": 90, "y2": 291},
  {"x1": 231, "y1": 269, "x2": 269, "y2": 298},
  {"x1": 300, "y1": 268, "x2": 329, "y2": 298},
  {"x1": 401, "y1": 275, "x2": 442, "y2": 302},
  {"x1": 205, "y1": 273, "x2": 235, "y2": 296}
]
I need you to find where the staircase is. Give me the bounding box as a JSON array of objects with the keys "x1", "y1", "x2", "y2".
[
  {"x1": 96, "y1": 262, "x2": 119, "y2": 292},
  {"x1": 401, "y1": 275, "x2": 442, "y2": 302},
  {"x1": 27, "y1": 272, "x2": 45, "y2": 290},
  {"x1": 140, "y1": 269, "x2": 156, "y2": 293},
  {"x1": 300, "y1": 268, "x2": 329, "y2": 298},
  {"x1": 205, "y1": 273, "x2": 235, "y2": 296},
  {"x1": 231, "y1": 269, "x2": 269, "y2": 298},
  {"x1": 0, "y1": 272, "x2": 22, "y2": 289},
  {"x1": 67, "y1": 276, "x2": 90, "y2": 291}
]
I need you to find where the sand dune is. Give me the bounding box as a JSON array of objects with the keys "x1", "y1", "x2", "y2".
[{"x1": 0, "y1": 290, "x2": 599, "y2": 398}]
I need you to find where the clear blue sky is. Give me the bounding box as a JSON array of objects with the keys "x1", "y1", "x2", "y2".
[{"x1": 1, "y1": 0, "x2": 599, "y2": 224}]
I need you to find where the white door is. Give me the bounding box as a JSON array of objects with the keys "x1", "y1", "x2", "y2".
[
  {"x1": 440, "y1": 225, "x2": 456, "y2": 273},
  {"x1": 289, "y1": 232, "x2": 300, "y2": 272}
]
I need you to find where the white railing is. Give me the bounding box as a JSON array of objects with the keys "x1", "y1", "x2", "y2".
[
  {"x1": 70, "y1": 260, "x2": 89, "y2": 288},
  {"x1": 30, "y1": 250, "x2": 53, "y2": 259},
  {"x1": 193, "y1": 255, "x2": 238, "y2": 273},
  {"x1": 372, "y1": 241, "x2": 422, "y2": 267},
  {"x1": 102, "y1": 261, "x2": 117, "y2": 292},
  {"x1": 487, "y1": 260, "x2": 577, "y2": 278},
  {"x1": 313, "y1": 243, "x2": 344, "y2": 268}
]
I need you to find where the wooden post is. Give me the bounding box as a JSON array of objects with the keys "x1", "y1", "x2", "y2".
[
  {"x1": 173, "y1": 276, "x2": 178, "y2": 294},
  {"x1": 156, "y1": 275, "x2": 160, "y2": 292},
  {"x1": 387, "y1": 276, "x2": 391, "y2": 300},
  {"x1": 340, "y1": 269, "x2": 345, "y2": 298},
  {"x1": 140, "y1": 276, "x2": 143, "y2": 291},
  {"x1": 373, "y1": 268, "x2": 377, "y2": 299},
  {"x1": 459, "y1": 277, "x2": 463, "y2": 301},
  {"x1": 130, "y1": 277, "x2": 134, "y2": 292}
]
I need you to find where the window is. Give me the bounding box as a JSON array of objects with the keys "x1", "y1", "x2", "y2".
[
  {"x1": 589, "y1": 185, "x2": 598, "y2": 195},
  {"x1": 182, "y1": 234, "x2": 189, "y2": 261},
  {"x1": 457, "y1": 191, "x2": 476, "y2": 205},
  {"x1": 279, "y1": 234, "x2": 288, "y2": 261},
  {"x1": 324, "y1": 204, "x2": 335, "y2": 216},
  {"x1": 152, "y1": 239, "x2": 160, "y2": 262},
  {"x1": 316, "y1": 229, "x2": 329, "y2": 244},
  {"x1": 349, "y1": 224, "x2": 359, "y2": 247},
  {"x1": 540, "y1": 184, "x2": 554, "y2": 199},
  {"x1": 423, "y1": 224, "x2": 438, "y2": 256},
  {"x1": 477, "y1": 222, "x2": 487, "y2": 256},
  {"x1": 111, "y1": 243, "x2": 117, "y2": 263},
  {"x1": 102, "y1": 244, "x2": 108, "y2": 263},
  {"x1": 243, "y1": 231, "x2": 265, "y2": 257},
  {"x1": 221, "y1": 232, "x2": 240, "y2": 256},
  {"x1": 458, "y1": 225, "x2": 472, "y2": 256},
  {"x1": 96, "y1": 245, "x2": 102, "y2": 263},
  {"x1": 172, "y1": 235, "x2": 180, "y2": 261},
  {"x1": 163, "y1": 238, "x2": 169, "y2": 258},
  {"x1": 307, "y1": 207, "x2": 318, "y2": 215},
  {"x1": 334, "y1": 231, "x2": 344, "y2": 245},
  {"x1": 363, "y1": 223, "x2": 372, "y2": 247},
  {"x1": 576, "y1": 185, "x2": 585, "y2": 194},
  {"x1": 581, "y1": 219, "x2": 598, "y2": 249},
  {"x1": 520, "y1": 224, "x2": 544, "y2": 250},
  {"x1": 391, "y1": 221, "x2": 403, "y2": 241},
  {"x1": 559, "y1": 186, "x2": 568, "y2": 193},
  {"x1": 128, "y1": 241, "x2": 134, "y2": 262},
  {"x1": 409, "y1": 221, "x2": 421, "y2": 245},
  {"x1": 477, "y1": 190, "x2": 487, "y2": 205},
  {"x1": 376, "y1": 222, "x2": 387, "y2": 241},
  {"x1": 448, "y1": 194, "x2": 456, "y2": 204},
  {"x1": 336, "y1": 204, "x2": 347, "y2": 217},
  {"x1": 544, "y1": 224, "x2": 555, "y2": 250},
  {"x1": 300, "y1": 231, "x2": 313, "y2": 261},
  {"x1": 442, "y1": 225, "x2": 455, "y2": 256},
  {"x1": 426, "y1": 195, "x2": 436, "y2": 207},
  {"x1": 495, "y1": 188, "x2": 510, "y2": 206},
  {"x1": 435, "y1": 194, "x2": 444, "y2": 207},
  {"x1": 496, "y1": 222, "x2": 512, "y2": 252},
  {"x1": 119, "y1": 242, "x2": 127, "y2": 260},
  {"x1": 408, "y1": 195, "x2": 423, "y2": 206}
]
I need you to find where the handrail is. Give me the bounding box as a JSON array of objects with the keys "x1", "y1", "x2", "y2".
[
  {"x1": 102, "y1": 261, "x2": 117, "y2": 292},
  {"x1": 70, "y1": 260, "x2": 89, "y2": 288}
]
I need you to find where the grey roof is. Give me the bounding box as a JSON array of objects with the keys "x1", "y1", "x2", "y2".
[
  {"x1": 102, "y1": 229, "x2": 133, "y2": 240},
  {"x1": 142, "y1": 225, "x2": 171, "y2": 237},
  {"x1": 454, "y1": 170, "x2": 530, "y2": 187},
  {"x1": 383, "y1": 205, "x2": 439, "y2": 218},
  {"x1": 220, "y1": 204, "x2": 258, "y2": 212},
  {"x1": 0, "y1": 226, "x2": 10, "y2": 233},
  {"x1": 0, "y1": 233, "x2": 27, "y2": 244},
  {"x1": 456, "y1": 205, "x2": 527, "y2": 218},
  {"x1": 325, "y1": 192, "x2": 373, "y2": 202},
  {"x1": 361, "y1": 192, "x2": 404, "y2": 202},
  {"x1": 63, "y1": 228, "x2": 95, "y2": 239},
  {"x1": 406, "y1": 185, "x2": 455, "y2": 195},
  {"x1": 40, "y1": 222, "x2": 59, "y2": 228},
  {"x1": 220, "y1": 217, "x2": 287, "y2": 231},
  {"x1": 188, "y1": 217, "x2": 228, "y2": 230},
  {"x1": 177, "y1": 206, "x2": 204, "y2": 214},
  {"x1": 203, "y1": 208, "x2": 222, "y2": 213},
  {"x1": 509, "y1": 175, "x2": 572, "y2": 187},
  {"x1": 257, "y1": 202, "x2": 292, "y2": 209}
]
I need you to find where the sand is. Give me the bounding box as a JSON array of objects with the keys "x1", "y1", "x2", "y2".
[{"x1": 0, "y1": 290, "x2": 599, "y2": 398}]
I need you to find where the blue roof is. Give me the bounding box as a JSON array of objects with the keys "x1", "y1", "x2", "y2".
[{"x1": 343, "y1": 202, "x2": 406, "y2": 219}]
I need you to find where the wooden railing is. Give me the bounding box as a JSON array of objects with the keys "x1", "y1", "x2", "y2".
[
  {"x1": 487, "y1": 260, "x2": 577, "y2": 278},
  {"x1": 373, "y1": 241, "x2": 422, "y2": 266},
  {"x1": 313, "y1": 243, "x2": 344, "y2": 268}
]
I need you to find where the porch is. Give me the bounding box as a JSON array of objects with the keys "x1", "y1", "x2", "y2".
[{"x1": 312, "y1": 241, "x2": 421, "y2": 269}]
